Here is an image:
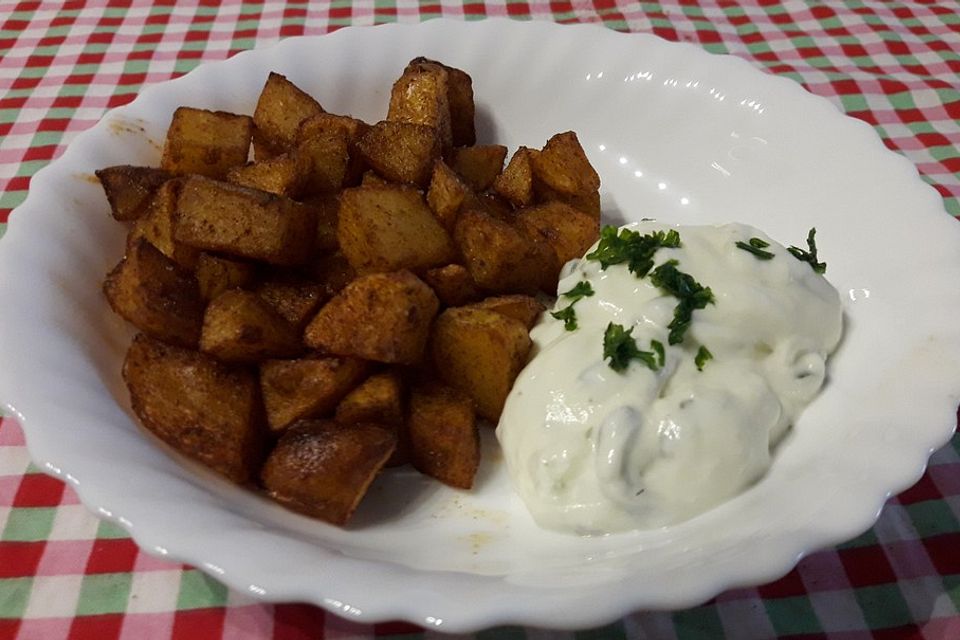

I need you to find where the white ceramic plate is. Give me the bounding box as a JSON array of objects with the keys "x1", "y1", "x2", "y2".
[{"x1": 1, "y1": 19, "x2": 959, "y2": 632}]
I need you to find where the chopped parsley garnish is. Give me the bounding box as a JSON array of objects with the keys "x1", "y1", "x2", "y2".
[
  {"x1": 735, "y1": 237, "x2": 775, "y2": 261},
  {"x1": 603, "y1": 323, "x2": 660, "y2": 373},
  {"x1": 651, "y1": 339, "x2": 665, "y2": 369},
  {"x1": 550, "y1": 305, "x2": 578, "y2": 331},
  {"x1": 788, "y1": 227, "x2": 826, "y2": 274},
  {"x1": 560, "y1": 281, "x2": 595, "y2": 303},
  {"x1": 550, "y1": 281, "x2": 595, "y2": 331},
  {"x1": 695, "y1": 345, "x2": 713, "y2": 371},
  {"x1": 586, "y1": 225, "x2": 681, "y2": 277},
  {"x1": 650, "y1": 259, "x2": 715, "y2": 345}
]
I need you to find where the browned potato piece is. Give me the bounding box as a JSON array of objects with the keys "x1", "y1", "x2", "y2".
[
  {"x1": 123, "y1": 333, "x2": 263, "y2": 484},
  {"x1": 261, "y1": 420, "x2": 396, "y2": 525},
  {"x1": 469, "y1": 295, "x2": 545, "y2": 329},
  {"x1": 451, "y1": 145, "x2": 507, "y2": 192},
  {"x1": 431, "y1": 307, "x2": 532, "y2": 421},
  {"x1": 104, "y1": 239, "x2": 204, "y2": 348},
  {"x1": 335, "y1": 372, "x2": 403, "y2": 426},
  {"x1": 96, "y1": 165, "x2": 172, "y2": 221},
  {"x1": 388, "y1": 63, "x2": 452, "y2": 150},
  {"x1": 408, "y1": 381, "x2": 479, "y2": 489},
  {"x1": 260, "y1": 357, "x2": 369, "y2": 433},
  {"x1": 453, "y1": 209, "x2": 555, "y2": 294},
  {"x1": 426, "y1": 160, "x2": 469, "y2": 231},
  {"x1": 255, "y1": 278, "x2": 326, "y2": 330},
  {"x1": 194, "y1": 253, "x2": 256, "y2": 301},
  {"x1": 175, "y1": 176, "x2": 316, "y2": 266},
  {"x1": 305, "y1": 271, "x2": 439, "y2": 365},
  {"x1": 127, "y1": 179, "x2": 199, "y2": 270},
  {"x1": 515, "y1": 202, "x2": 600, "y2": 267},
  {"x1": 298, "y1": 112, "x2": 370, "y2": 143},
  {"x1": 532, "y1": 131, "x2": 600, "y2": 196},
  {"x1": 200, "y1": 289, "x2": 302, "y2": 363},
  {"x1": 493, "y1": 147, "x2": 538, "y2": 207},
  {"x1": 301, "y1": 193, "x2": 339, "y2": 252},
  {"x1": 253, "y1": 72, "x2": 324, "y2": 159},
  {"x1": 338, "y1": 185, "x2": 455, "y2": 274},
  {"x1": 225, "y1": 151, "x2": 310, "y2": 198},
  {"x1": 308, "y1": 251, "x2": 356, "y2": 297},
  {"x1": 356, "y1": 121, "x2": 440, "y2": 187},
  {"x1": 534, "y1": 180, "x2": 601, "y2": 219},
  {"x1": 296, "y1": 132, "x2": 350, "y2": 194},
  {"x1": 422, "y1": 264, "x2": 482, "y2": 307},
  {"x1": 406, "y1": 57, "x2": 475, "y2": 147},
  {"x1": 360, "y1": 171, "x2": 390, "y2": 188},
  {"x1": 161, "y1": 107, "x2": 253, "y2": 179}
]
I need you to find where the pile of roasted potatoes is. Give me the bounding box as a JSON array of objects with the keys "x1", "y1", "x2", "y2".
[{"x1": 99, "y1": 58, "x2": 601, "y2": 526}]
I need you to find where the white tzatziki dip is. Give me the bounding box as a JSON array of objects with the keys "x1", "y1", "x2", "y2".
[{"x1": 496, "y1": 221, "x2": 843, "y2": 534}]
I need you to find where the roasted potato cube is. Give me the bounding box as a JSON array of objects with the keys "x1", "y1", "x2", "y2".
[
  {"x1": 357, "y1": 121, "x2": 440, "y2": 187},
  {"x1": 260, "y1": 357, "x2": 368, "y2": 433},
  {"x1": 296, "y1": 132, "x2": 351, "y2": 195},
  {"x1": 305, "y1": 271, "x2": 439, "y2": 365},
  {"x1": 469, "y1": 294, "x2": 544, "y2": 329},
  {"x1": 338, "y1": 185, "x2": 455, "y2": 274},
  {"x1": 127, "y1": 179, "x2": 199, "y2": 270},
  {"x1": 493, "y1": 147, "x2": 538, "y2": 207},
  {"x1": 532, "y1": 131, "x2": 600, "y2": 196},
  {"x1": 301, "y1": 193, "x2": 339, "y2": 253},
  {"x1": 225, "y1": 151, "x2": 311, "y2": 198},
  {"x1": 104, "y1": 239, "x2": 204, "y2": 348},
  {"x1": 406, "y1": 57, "x2": 475, "y2": 147},
  {"x1": 388, "y1": 63, "x2": 452, "y2": 149},
  {"x1": 408, "y1": 381, "x2": 479, "y2": 489},
  {"x1": 175, "y1": 176, "x2": 316, "y2": 266},
  {"x1": 261, "y1": 420, "x2": 396, "y2": 525},
  {"x1": 426, "y1": 160, "x2": 470, "y2": 231},
  {"x1": 422, "y1": 264, "x2": 482, "y2": 307},
  {"x1": 308, "y1": 251, "x2": 356, "y2": 297},
  {"x1": 200, "y1": 289, "x2": 302, "y2": 363},
  {"x1": 96, "y1": 165, "x2": 172, "y2": 221},
  {"x1": 255, "y1": 277, "x2": 326, "y2": 330},
  {"x1": 123, "y1": 334, "x2": 263, "y2": 484},
  {"x1": 253, "y1": 72, "x2": 324, "y2": 159},
  {"x1": 194, "y1": 253, "x2": 255, "y2": 301},
  {"x1": 451, "y1": 145, "x2": 507, "y2": 192},
  {"x1": 298, "y1": 112, "x2": 370, "y2": 143},
  {"x1": 515, "y1": 202, "x2": 600, "y2": 267},
  {"x1": 160, "y1": 107, "x2": 253, "y2": 178},
  {"x1": 360, "y1": 170, "x2": 390, "y2": 188},
  {"x1": 534, "y1": 180, "x2": 601, "y2": 219},
  {"x1": 453, "y1": 209, "x2": 555, "y2": 294},
  {"x1": 335, "y1": 372, "x2": 403, "y2": 426},
  {"x1": 431, "y1": 307, "x2": 532, "y2": 421}
]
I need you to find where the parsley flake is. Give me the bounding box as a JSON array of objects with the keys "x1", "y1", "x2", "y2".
[
  {"x1": 788, "y1": 227, "x2": 826, "y2": 274},
  {"x1": 602, "y1": 323, "x2": 659, "y2": 372},
  {"x1": 695, "y1": 345, "x2": 713, "y2": 371},
  {"x1": 735, "y1": 237, "x2": 775, "y2": 261},
  {"x1": 550, "y1": 281, "x2": 595, "y2": 332},
  {"x1": 551, "y1": 305, "x2": 578, "y2": 331},
  {"x1": 560, "y1": 281, "x2": 595, "y2": 303},
  {"x1": 649, "y1": 260, "x2": 715, "y2": 345},
  {"x1": 586, "y1": 225, "x2": 681, "y2": 277},
  {"x1": 651, "y1": 339, "x2": 665, "y2": 369}
]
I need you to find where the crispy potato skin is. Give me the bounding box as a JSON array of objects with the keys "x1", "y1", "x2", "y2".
[
  {"x1": 161, "y1": 107, "x2": 253, "y2": 178},
  {"x1": 515, "y1": 201, "x2": 600, "y2": 267},
  {"x1": 200, "y1": 289, "x2": 303, "y2": 363},
  {"x1": 406, "y1": 57, "x2": 475, "y2": 147},
  {"x1": 253, "y1": 72, "x2": 324, "y2": 159},
  {"x1": 492, "y1": 147, "x2": 537, "y2": 208},
  {"x1": 407, "y1": 382, "x2": 479, "y2": 489},
  {"x1": 96, "y1": 165, "x2": 172, "y2": 221},
  {"x1": 260, "y1": 356, "x2": 369, "y2": 433},
  {"x1": 357, "y1": 121, "x2": 440, "y2": 187},
  {"x1": 531, "y1": 131, "x2": 600, "y2": 196},
  {"x1": 103, "y1": 239, "x2": 204, "y2": 348},
  {"x1": 123, "y1": 334, "x2": 264, "y2": 484},
  {"x1": 260, "y1": 420, "x2": 396, "y2": 525},
  {"x1": 468, "y1": 295, "x2": 545, "y2": 329},
  {"x1": 430, "y1": 306, "x2": 532, "y2": 422},
  {"x1": 305, "y1": 270, "x2": 440, "y2": 365},
  {"x1": 388, "y1": 63, "x2": 452, "y2": 150}
]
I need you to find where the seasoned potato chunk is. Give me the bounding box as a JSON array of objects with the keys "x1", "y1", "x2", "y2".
[
  {"x1": 492, "y1": 147, "x2": 537, "y2": 207},
  {"x1": 298, "y1": 112, "x2": 370, "y2": 143},
  {"x1": 532, "y1": 131, "x2": 600, "y2": 196},
  {"x1": 301, "y1": 193, "x2": 340, "y2": 253},
  {"x1": 175, "y1": 176, "x2": 316, "y2": 266},
  {"x1": 194, "y1": 253, "x2": 255, "y2": 302},
  {"x1": 469, "y1": 294, "x2": 545, "y2": 329},
  {"x1": 296, "y1": 132, "x2": 350, "y2": 194},
  {"x1": 253, "y1": 72, "x2": 324, "y2": 159},
  {"x1": 406, "y1": 57, "x2": 475, "y2": 147},
  {"x1": 260, "y1": 356, "x2": 368, "y2": 433},
  {"x1": 104, "y1": 239, "x2": 204, "y2": 348},
  {"x1": 453, "y1": 209, "x2": 555, "y2": 294},
  {"x1": 407, "y1": 381, "x2": 479, "y2": 489},
  {"x1": 127, "y1": 179, "x2": 198, "y2": 270},
  {"x1": 261, "y1": 420, "x2": 396, "y2": 525},
  {"x1": 360, "y1": 170, "x2": 390, "y2": 188},
  {"x1": 96, "y1": 165, "x2": 172, "y2": 221},
  {"x1": 305, "y1": 271, "x2": 439, "y2": 365},
  {"x1": 426, "y1": 160, "x2": 470, "y2": 231},
  {"x1": 123, "y1": 334, "x2": 263, "y2": 484},
  {"x1": 534, "y1": 180, "x2": 601, "y2": 219},
  {"x1": 161, "y1": 107, "x2": 253, "y2": 178},
  {"x1": 388, "y1": 63, "x2": 452, "y2": 149},
  {"x1": 431, "y1": 306, "x2": 532, "y2": 421},
  {"x1": 307, "y1": 251, "x2": 356, "y2": 297},
  {"x1": 422, "y1": 264, "x2": 482, "y2": 307},
  {"x1": 335, "y1": 372, "x2": 404, "y2": 426},
  {"x1": 338, "y1": 185, "x2": 455, "y2": 274},
  {"x1": 200, "y1": 290, "x2": 302, "y2": 363},
  {"x1": 357, "y1": 121, "x2": 440, "y2": 187},
  {"x1": 254, "y1": 277, "x2": 326, "y2": 330},
  {"x1": 451, "y1": 145, "x2": 507, "y2": 192},
  {"x1": 515, "y1": 201, "x2": 600, "y2": 267},
  {"x1": 225, "y1": 151, "x2": 310, "y2": 198}
]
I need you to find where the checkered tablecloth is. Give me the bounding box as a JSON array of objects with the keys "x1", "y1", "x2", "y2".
[{"x1": 1, "y1": 1, "x2": 958, "y2": 638}]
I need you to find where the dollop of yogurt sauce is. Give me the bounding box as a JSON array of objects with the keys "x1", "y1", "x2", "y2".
[{"x1": 496, "y1": 221, "x2": 843, "y2": 534}]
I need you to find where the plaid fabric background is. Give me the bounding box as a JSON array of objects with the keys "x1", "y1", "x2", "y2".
[{"x1": 1, "y1": 1, "x2": 958, "y2": 638}]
